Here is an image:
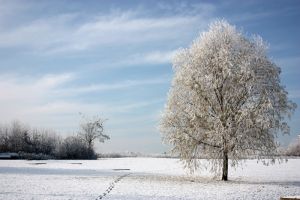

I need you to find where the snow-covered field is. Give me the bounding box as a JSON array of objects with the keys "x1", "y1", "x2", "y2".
[{"x1": 0, "y1": 158, "x2": 299, "y2": 200}]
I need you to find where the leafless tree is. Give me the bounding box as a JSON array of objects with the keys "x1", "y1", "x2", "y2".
[{"x1": 79, "y1": 115, "x2": 110, "y2": 150}]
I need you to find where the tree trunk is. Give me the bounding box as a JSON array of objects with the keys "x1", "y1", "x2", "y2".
[{"x1": 221, "y1": 151, "x2": 228, "y2": 181}]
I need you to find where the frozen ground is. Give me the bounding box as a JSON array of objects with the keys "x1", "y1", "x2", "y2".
[{"x1": 0, "y1": 158, "x2": 299, "y2": 199}]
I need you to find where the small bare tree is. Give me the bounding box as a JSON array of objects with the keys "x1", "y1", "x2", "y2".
[
  {"x1": 160, "y1": 20, "x2": 296, "y2": 181},
  {"x1": 78, "y1": 115, "x2": 110, "y2": 150}
]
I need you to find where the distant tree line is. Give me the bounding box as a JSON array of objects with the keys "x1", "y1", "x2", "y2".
[{"x1": 0, "y1": 117, "x2": 109, "y2": 159}]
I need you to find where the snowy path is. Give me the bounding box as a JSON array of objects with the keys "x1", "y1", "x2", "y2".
[
  {"x1": 0, "y1": 158, "x2": 299, "y2": 199},
  {"x1": 95, "y1": 173, "x2": 131, "y2": 200}
]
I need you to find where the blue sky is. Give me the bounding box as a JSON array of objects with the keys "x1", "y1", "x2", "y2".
[{"x1": 0, "y1": 0, "x2": 299, "y2": 153}]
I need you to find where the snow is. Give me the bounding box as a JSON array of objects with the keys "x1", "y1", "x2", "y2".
[{"x1": 0, "y1": 158, "x2": 299, "y2": 199}]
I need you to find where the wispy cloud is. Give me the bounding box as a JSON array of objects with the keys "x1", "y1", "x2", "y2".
[
  {"x1": 0, "y1": 73, "x2": 167, "y2": 132},
  {"x1": 0, "y1": 4, "x2": 214, "y2": 55},
  {"x1": 57, "y1": 76, "x2": 169, "y2": 95},
  {"x1": 101, "y1": 50, "x2": 178, "y2": 69},
  {"x1": 30, "y1": 98, "x2": 163, "y2": 116},
  {"x1": 0, "y1": 73, "x2": 74, "y2": 101},
  {"x1": 142, "y1": 50, "x2": 178, "y2": 64},
  {"x1": 0, "y1": 73, "x2": 74, "y2": 123},
  {"x1": 157, "y1": 2, "x2": 216, "y2": 15},
  {"x1": 21, "y1": 99, "x2": 164, "y2": 134}
]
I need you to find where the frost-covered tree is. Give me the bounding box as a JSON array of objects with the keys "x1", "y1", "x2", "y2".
[
  {"x1": 78, "y1": 115, "x2": 109, "y2": 150},
  {"x1": 286, "y1": 135, "x2": 300, "y2": 156},
  {"x1": 160, "y1": 20, "x2": 296, "y2": 181}
]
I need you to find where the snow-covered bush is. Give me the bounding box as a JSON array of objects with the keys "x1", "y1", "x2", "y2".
[
  {"x1": 0, "y1": 120, "x2": 101, "y2": 160},
  {"x1": 0, "y1": 121, "x2": 60, "y2": 157},
  {"x1": 57, "y1": 136, "x2": 96, "y2": 159},
  {"x1": 286, "y1": 137, "x2": 300, "y2": 156}
]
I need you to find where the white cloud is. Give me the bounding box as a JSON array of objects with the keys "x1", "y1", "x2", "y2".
[
  {"x1": 0, "y1": 73, "x2": 167, "y2": 132},
  {"x1": 97, "y1": 50, "x2": 178, "y2": 69},
  {"x1": 53, "y1": 75, "x2": 170, "y2": 96},
  {"x1": 0, "y1": 73, "x2": 74, "y2": 102},
  {"x1": 0, "y1": 5, "x2": 213, "y2": 54},
  {"x1": 36, "y1": 73, "x2": 74, "y2": 88},
  {"x1": 0, "y1": 73, "x2": 74, "y2": 124},
  {"x1": 0, "y1": 13, "x2": 78, "y2": 50},
  {"x1": 47, "y1": 13, "x2": 201, "y2": 54},
  {"x1": 29, "y1": 98, "x2": 164, "y2": 116},
  {"x1": 143, "y1": 50, "x2": 178, "y2": 64},
  {"x1": 157, "y1": 2, "x2": 216, "y2": 16}
]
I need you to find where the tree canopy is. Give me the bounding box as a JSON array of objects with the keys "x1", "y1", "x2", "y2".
[{"x1": 160, "y1": 20, "x2": 296, "y2": 180}]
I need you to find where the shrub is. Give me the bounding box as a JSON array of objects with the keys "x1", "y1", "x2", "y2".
[
  {"x1": 286, "y1": 137, "x2": 300, "y2": 156},
  {"x1": 57, "y1": 136, "x2": 96, "y2": 159}
]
